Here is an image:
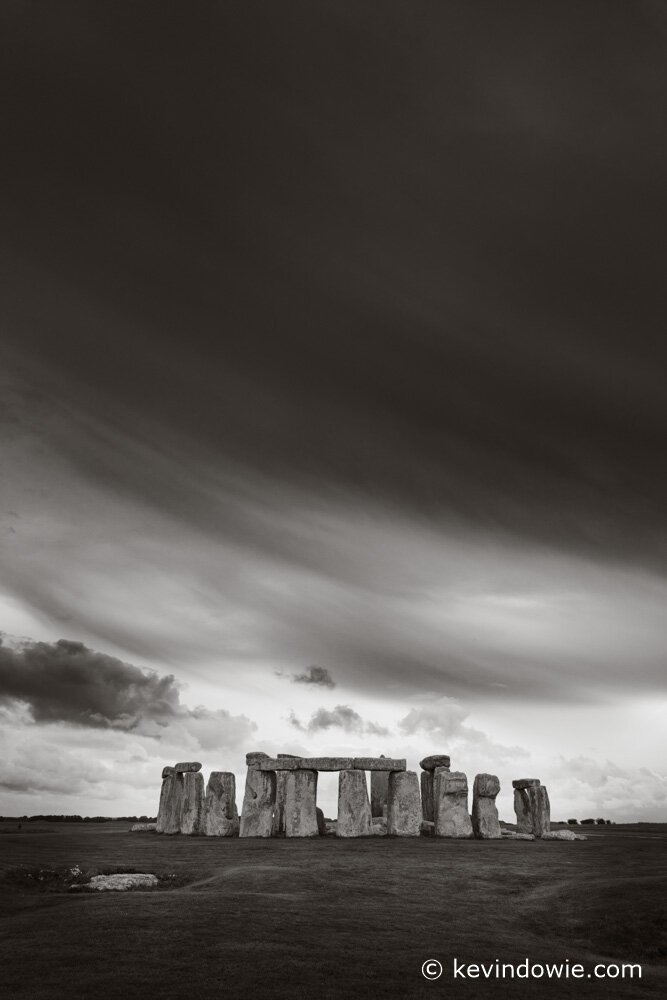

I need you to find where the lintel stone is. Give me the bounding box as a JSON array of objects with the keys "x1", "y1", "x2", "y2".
[
  {"x1": 353, "y1": 757, "x2": 406, "y2": 771},
  {"x1": 174, "y1": 761, "x2": 202, "y2": 773},
  {"x1": 257, "y1": 756, "x2": 404, "y2": 771}
]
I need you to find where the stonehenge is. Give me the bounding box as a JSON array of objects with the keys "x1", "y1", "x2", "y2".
[{"x1": 155, "y1": 753, "x2": 565, "y2": 843}]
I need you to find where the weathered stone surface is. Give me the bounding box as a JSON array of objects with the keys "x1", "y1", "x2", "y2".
[
  {"x1": 474, "y1": 773, "x2": 500, "y2": 798},
  {"x1": 513, "y1": 788, "x2": 533, "y2": 833},
  {"x1": 353, "y1": 757, "x2": 406, "y2": 771},
  {"x1": 542, "y1": 829, "x2": 587, "y2": 841},
  {"x1": 130, "y1": 823, "x2": 157, "y2": 832},
  {"x1": 420, "y1": 820, "x2": 435, "y2": 836},
  {"x1": 370, "y1": 819, "x2": 387, "y2": 836},
  {"x1": 316, "y1": 807, "x2": 326, "y2": 836},
  {"x1": 162, "y1": 766, "x2": 175, "y2": 779},
  {"x1": 302, "y1": 757, "x2": 354, "y2": 771},
  {"x1": 472, "y1": 773, "x2": 501, "y2": 839},
  {"x1": 528, "y1": 784, "x2": 550, "y2": 837},
  {"x1": 174, "y1": 761, "x2": 202, "y2": 773},
  {"x1": 420, "y1": 771, "x2": 434, "y2": 822},
  {"x1": 156, "y1": 773, "x2": 182, "y2": 835},
  {"x1": 419, "y1": 755, "x2": 451, "y2": 772},
  {"x1": 255, "y1": 755, "x2": 404, "y2": 772},
  {"x1": 434, "y1": 770, "x2": 472, "y2": 838},
  {"x1": 257, "y1": 757, "x2": 302, "y2": 771},
  {"x1": 272, "y1": 775, "x2": 288, "y2": 836},
  {"x1": 284, "y1": 769, "x2": 319, "y2": 837},
  {"x1": 387, "y1": 770, "x2": 421, "y2": 836},
  {"x1": 512, "y1": 778, "x2": 540, "y2": 789},
  {"x1": 239, "y1": 767, "x2": 276, "y2": 837},
  {"x1": 271, "y1": 754, "x2": 300, "y2": 835},
  {"x1": 180, "y1": 771, "x2": 205, "y2": 834},
  {"x1": 324, "y1": 819, "x2": 337, "y2": 835},
  {"x1": 84, "y1": 874, "x2": 158, "y2": 891},
  {"x1": 501, "y1": 830, "x2": 535, "y2": 841},
  {"x1": 337, "y1": 769, "x2": 372, "y2": 837},
  {"x1": 203, "y1": 771, "x2": 239, "y2": 837},
  {"x1": 371, "y1": 761, "x2": 389, "y2": 818},
  {"x1": 246, "y1": 751, "x2": 270, "y2": 766}
]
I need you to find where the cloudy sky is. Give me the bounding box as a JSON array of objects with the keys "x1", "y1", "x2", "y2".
[{"x1": 1, "y1": 2, "x2": 666, "y2": 822}]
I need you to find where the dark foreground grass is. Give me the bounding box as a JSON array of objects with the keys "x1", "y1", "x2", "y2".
[{"x1": 0, "y1": 821, "x2": 665, "y2": 1000}]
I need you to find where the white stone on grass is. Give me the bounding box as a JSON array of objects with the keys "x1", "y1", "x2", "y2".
[{"x1": 83, "y1": 874, "x2": 158, "y2": 891}]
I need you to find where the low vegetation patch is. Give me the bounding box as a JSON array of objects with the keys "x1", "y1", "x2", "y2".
[{"x1": 3, "y1": 864, "x2": 192, "y2": 894}]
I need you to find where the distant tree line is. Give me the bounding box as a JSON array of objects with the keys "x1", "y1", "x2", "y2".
[{"x1": 1, "y1": 815, "x2": 157, "y2": 823}]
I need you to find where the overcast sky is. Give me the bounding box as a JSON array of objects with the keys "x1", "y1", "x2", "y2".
[{"x1": 1, "y1": 2, "x2": 666, "y2": 822}]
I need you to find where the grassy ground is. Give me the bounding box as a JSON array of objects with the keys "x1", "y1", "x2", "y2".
[{"x1": 0, "y1": 821, "x2": 665, "y2": 1000}]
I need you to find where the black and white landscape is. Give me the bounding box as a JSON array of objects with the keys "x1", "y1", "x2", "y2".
[{"x1": 0, "y1": 4, "x2": 666, "y2": 998}]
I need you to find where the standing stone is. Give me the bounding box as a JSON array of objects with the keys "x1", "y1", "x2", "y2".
[
  {"x1": 180, "y1": 771, "x2": 205, "y2": 834},
  {"x1": 472, "y1": 773, "x2": 501, "y2": 839},
  {"x1": 386, "y1": 770, "x2": 421, "y2": 836},
  {"x1": 157, "y1": 770, "x2": 183, "y2": 835},
  {"x1": 513, "y1": 778, "x2": 539, "y2": 832},
  {"x1": 316, "y1": 807, "x2": 326, "y2": 836},
  {"x1": 420, "y1": 771, "x2": 434, "y2": 822},
  {"x1": 528, "y1": 784, "x2": 551, "y2": 837},
  {"x1": 156, "y1": 770, "x2": 173, "y2": 833},
  {"x1": 337, "y1": 769, "x2": 372, "y2": 837},
  {"x1": 272, "y1": 753, "x2": 300, "y2": 836},
  {"x1": 239, "y1": 760, "x2": 276, "y2": 838},
  {"x1": 284, "y1": 769, "x2": 319, "y2": 837},
  {"x1": 203, "y1": 772, "x2": 239, "y2": 837},
  {"x1": 371, "y1": 756, "x2": 389, "y2": 818},
  {"x1": 419, "y1": 754, "x2": 451, "y2": 771},
  {"x1": 434, "y1": 770, "x2": 472, "y2": 838},
  {"x1": 513, "y1": 788, "x2": 533, "y2": 832}
]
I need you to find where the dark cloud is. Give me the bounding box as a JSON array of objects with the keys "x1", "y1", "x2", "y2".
[
  {"x1": 0, "y1": 637, "x2": 179, "y2": 729},
  {"x1": 289, "y1": 704, "x2": 388, "y2": 737},
  {"x1": 0, "y1": 637, "x2": 256, "y2": 745},
  {"x1": 1, "y1": 1, "x2": 667, "y2": 574},
  {"x1": 291, "y1": 666, "x2": 336, "y2": 689}
]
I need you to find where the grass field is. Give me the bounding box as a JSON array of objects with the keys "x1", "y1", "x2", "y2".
[{"x1": 0, "y1": 821, "x2": 665, "y2": 1000}]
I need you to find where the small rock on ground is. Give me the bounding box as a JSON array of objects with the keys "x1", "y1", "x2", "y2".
[
  {"x1": 76, "y1": 874, "x2": 158, "y2": 891},
  {"x1": 542, "y1": 830, "x2": 587, "y2": 841}
]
